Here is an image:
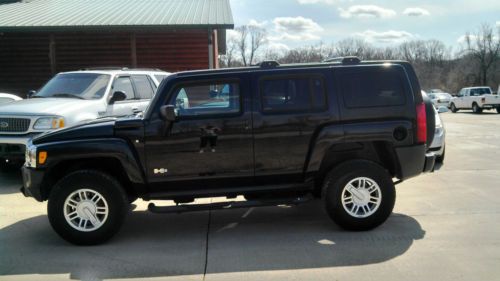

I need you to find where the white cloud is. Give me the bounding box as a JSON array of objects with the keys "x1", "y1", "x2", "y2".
[
  {"x1": 271, "y1": 16, "x2": 323, "y2": 41},
  {"x1": 403, "y1": 7, "x2": 430, "y2": 17},
  {"x1": 497, "y1": 21, "x2": 500, "y2": 28},
  {"x1": 273, "y1": 16, "x2": 323, "y2": 33},
  {"x1": 226, "y1": 29, "x2": 241, "y2": 41},
  {"x1": 339, "y1": 5, "x2": 397, "y2": 19},
  {"x1": 355, "y1": 30, "x2": 414, "y2": 43},
  {"x1": 267, "y1": 42, "x2": 291, "y2": 52},
  {"x1": 269, "y1": 33, "x2": 320, "y2": 41},
  {"x1": 248, "y1": 19, "x2": 268, "y2": 28}
]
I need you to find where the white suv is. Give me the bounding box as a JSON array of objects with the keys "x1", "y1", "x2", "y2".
[{"x1": 0, "y1": 68, "x2": 170, "y2": 164}]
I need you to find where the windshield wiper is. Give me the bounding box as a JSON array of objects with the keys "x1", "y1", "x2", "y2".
[{"x1": 51, "y1": 93, "x2": 85, "y2": 100}]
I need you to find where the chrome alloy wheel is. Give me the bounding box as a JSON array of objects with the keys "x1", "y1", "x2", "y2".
[
  {"x1": 341, "y1": 177, "x2": 382, "y2": 218},
  {"x1": 63, "y1": 189, "x2": 109, "y2": 232}
]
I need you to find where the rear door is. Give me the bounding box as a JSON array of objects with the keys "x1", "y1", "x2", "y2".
[{"x1": 251, "y1": 70, "x2": 332, "y2": 184}]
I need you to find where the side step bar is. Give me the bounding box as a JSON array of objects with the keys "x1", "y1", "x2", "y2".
[{"x1": 148, "y1": 195, "x2": 314, "y2": 214}]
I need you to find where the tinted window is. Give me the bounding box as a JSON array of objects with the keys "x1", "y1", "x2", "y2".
[
  {"x1": 339, "y1": 67, "x2": 406, "y2": 108},
  {"x1": 171, "y1": 82, "x2": 240, "y2": 117},
  {"x1": 131, "y1": 75, "x2": 154, "y2": 99},
  {"x1": 470, "y1": 88, "x2": 491, "y2": 96},
  {"x1": 261, "y1": 76, "x2": 326, "y2": 112},
  {"x1": 112, "y1": 77, "x2": 135, "y2": 100}
]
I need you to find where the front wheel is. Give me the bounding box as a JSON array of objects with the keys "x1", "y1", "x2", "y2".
[
  {"x1": 322, "y1": 160, "x2": 396, "y2": 231},
  {"x1": 450, "y1": 103, "x2": 458, "y2": 113},
  {"x1": 48, "y1": 170, "x2": 129, "y2": 245}
]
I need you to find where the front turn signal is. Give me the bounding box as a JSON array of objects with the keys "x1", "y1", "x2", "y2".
[{"x1": 38, "y1": 151, "x2": 48, "y2": 165}]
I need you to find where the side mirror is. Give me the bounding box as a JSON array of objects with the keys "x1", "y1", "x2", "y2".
[
  {"x1": 160, "y1": 105, "x2": 177, "y2": 121},
  {"x1": 27, "y1": 90, "x2": 36, "y2": 99},
  {"x1": 109, "y1": 91, "x2": 127, "y2": 104},
  {"x1": 438, "y1": 106, "x2": 448, "y2": 113}
]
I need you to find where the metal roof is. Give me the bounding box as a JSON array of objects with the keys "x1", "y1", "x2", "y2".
[{"x1": 0, "y1": 0, "x2": 234, "y2": 32}]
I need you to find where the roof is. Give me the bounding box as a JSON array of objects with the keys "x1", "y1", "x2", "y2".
[
  {"x1": 0, "y1": 0, "x2": 234, "y2": 32},
  {"x1": 62, "y1": 69, "x2": 171, "y2": 75}
]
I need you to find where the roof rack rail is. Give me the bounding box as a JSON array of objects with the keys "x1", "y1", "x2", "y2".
[
  {"x1": 258, "y1": 61, "x2": 280, "y2": 68},
  {"x1": 323, "y1": 56, "x2": 361, "y2": 65},
  {"x1": 80, "y1": 67, "x2": 164, "y2": 71}
]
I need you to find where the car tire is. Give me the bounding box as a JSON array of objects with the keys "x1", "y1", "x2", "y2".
[
  {"x1": 47, "y1": 170, "x2": 129, "y2": 245},
  {"x1": 496, "y1": 107, "x2": 500, "y2": 114},
  {"x1": 436, "y1": 147, "x2": 445, "y2": 163},
  {"x1": 322, "y1": 160, "x2": 396, "y2": 231},
  {"x1": 450, "y1": 103, "x2": 458, "y2": 113},
  {"x1": 472, "y1": 103, "x2": 482, "y2": 114}
]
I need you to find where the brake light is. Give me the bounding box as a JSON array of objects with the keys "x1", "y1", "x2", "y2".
[{"x1": 416, "y1": 103, "x2": 427, "y2": 144}]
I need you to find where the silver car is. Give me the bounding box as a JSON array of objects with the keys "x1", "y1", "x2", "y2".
[
  {"x1": 429, "y1": 106, "x2": 446, "y2": 162},
  {"x1": 428, "y1": 92, "x2": 452, "y2": 109},
  {"x1": 0, "y1": 68, "x2": 170, "y2": 164}
]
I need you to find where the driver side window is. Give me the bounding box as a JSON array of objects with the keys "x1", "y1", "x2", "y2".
[
  {"x1": 112, "y1": 77, "x2": 135, "y2": 100},
  {"x1": 171, "y1": 82, "x2": 240, "y2": 117}
]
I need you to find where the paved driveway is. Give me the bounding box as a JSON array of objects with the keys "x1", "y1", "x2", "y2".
[{"x1": 1, "y1": 111, "x2": 499, "y2": 281}]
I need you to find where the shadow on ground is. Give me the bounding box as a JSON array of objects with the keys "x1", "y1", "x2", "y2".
[
  {"x1": 0, "y1": 169, "x2": 22, "y2": 195},
  {"x1": 0, "y1": 201, "x2": 425, "y2": 281}
]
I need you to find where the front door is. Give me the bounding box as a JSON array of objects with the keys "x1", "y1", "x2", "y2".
[{"x1": 144, "y1": 77, "x2": 254, "y2": 193}]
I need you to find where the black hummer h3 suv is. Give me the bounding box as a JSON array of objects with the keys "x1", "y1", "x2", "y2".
[{"x1": 21, "y1": 57, "x2": 436, "y2": 245}]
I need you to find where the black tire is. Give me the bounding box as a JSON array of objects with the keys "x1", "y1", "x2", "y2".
[
  {"x1": 436, "y1": 147, "x2": 445, "y2": 163},
  {"x1": 496, "y1": 107, "x2": 500, "y2": 114},
  {"x1": 450, "y1": 103, "x2": 458, "y2": 113},
  {"x1": 322, "y1": 160, "x2": 396, "y2": 231},
  {"x1": 48, "y1": 170, "x2": 129, "y2": 245},
  {"x1": 472, "y1": 103, "x2": 483, "y2": 114}
]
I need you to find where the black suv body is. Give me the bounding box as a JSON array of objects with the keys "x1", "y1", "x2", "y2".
[{"x1": 21, "y1": 58, "x2": 436, "y2": 245}]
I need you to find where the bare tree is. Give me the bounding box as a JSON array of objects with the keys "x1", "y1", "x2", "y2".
[
  {"x1": 248, "y1": 26, "x2": 267, "y2": 65},
  {"x1": 462, "y1": 23, "x2": 500, "y2": 85},
  {"x1": 233, "y1": 25, "x2": 267, "y2": 66}
]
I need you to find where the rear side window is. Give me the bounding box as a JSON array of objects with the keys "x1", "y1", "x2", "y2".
[
  {"x1": 260, "y1": 76, "x2": 326, "y2": 113},
  {"x1": 131, "y1": 75, "x2": 154, "y2": 99},
  {"x1": 339, "y1": 67, "x2": 407, "y2": 108}
]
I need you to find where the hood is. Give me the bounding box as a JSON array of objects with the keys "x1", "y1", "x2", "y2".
[
  {"x1": 0, "y1": 98, "x2": 102, "y2": 116},
  {"x1": 33, "y1": 118, "x2": 116, "y2": 145}
]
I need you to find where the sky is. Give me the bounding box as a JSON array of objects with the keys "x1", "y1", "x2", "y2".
[{"x1": 229, "y1": 0, "x2": 500, "y2": 52}]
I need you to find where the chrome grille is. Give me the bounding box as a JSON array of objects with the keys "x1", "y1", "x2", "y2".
[{"x1": 0, "y1": 118, "x2": 31, "y2": 133}]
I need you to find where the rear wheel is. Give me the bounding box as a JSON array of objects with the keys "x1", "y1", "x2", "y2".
[
  {"x1": 322, "y1": 160, "x2": 396, "y2": 231},
  {"x1": 48, "y1": 170, "x2": 129, "y2": 245},
  {"x1": 450, "y1": 103, "x2": 458, "y2": 113},
  {"x1": 472, "y1": 103, "x2": 483, "y2": 114}
]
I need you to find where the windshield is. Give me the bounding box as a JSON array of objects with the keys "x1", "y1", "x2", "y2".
[{"x1": 34, "y1": 73, "x2": 111, "y2": 100}]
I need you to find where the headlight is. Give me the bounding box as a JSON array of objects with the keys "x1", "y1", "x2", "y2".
[
  {"x1": 25, "y1": 144, "x2": 37, "y2": 168},
  {"x1": 33, "y1": 117, "x2": 65, "y2": 130}
]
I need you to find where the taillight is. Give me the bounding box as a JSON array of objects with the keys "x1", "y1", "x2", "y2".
[{"x1": 416, "y1": 102, "x2": 427, "y2": 144}]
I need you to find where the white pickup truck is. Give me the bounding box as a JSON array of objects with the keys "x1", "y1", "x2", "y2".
[{"x1": 449, "y1": 87, "x2": 500, "y2": 114}]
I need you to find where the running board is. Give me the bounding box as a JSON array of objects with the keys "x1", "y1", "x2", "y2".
[{"x1": 148, "y1": 195, "x2": 314, "y2": 214}]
